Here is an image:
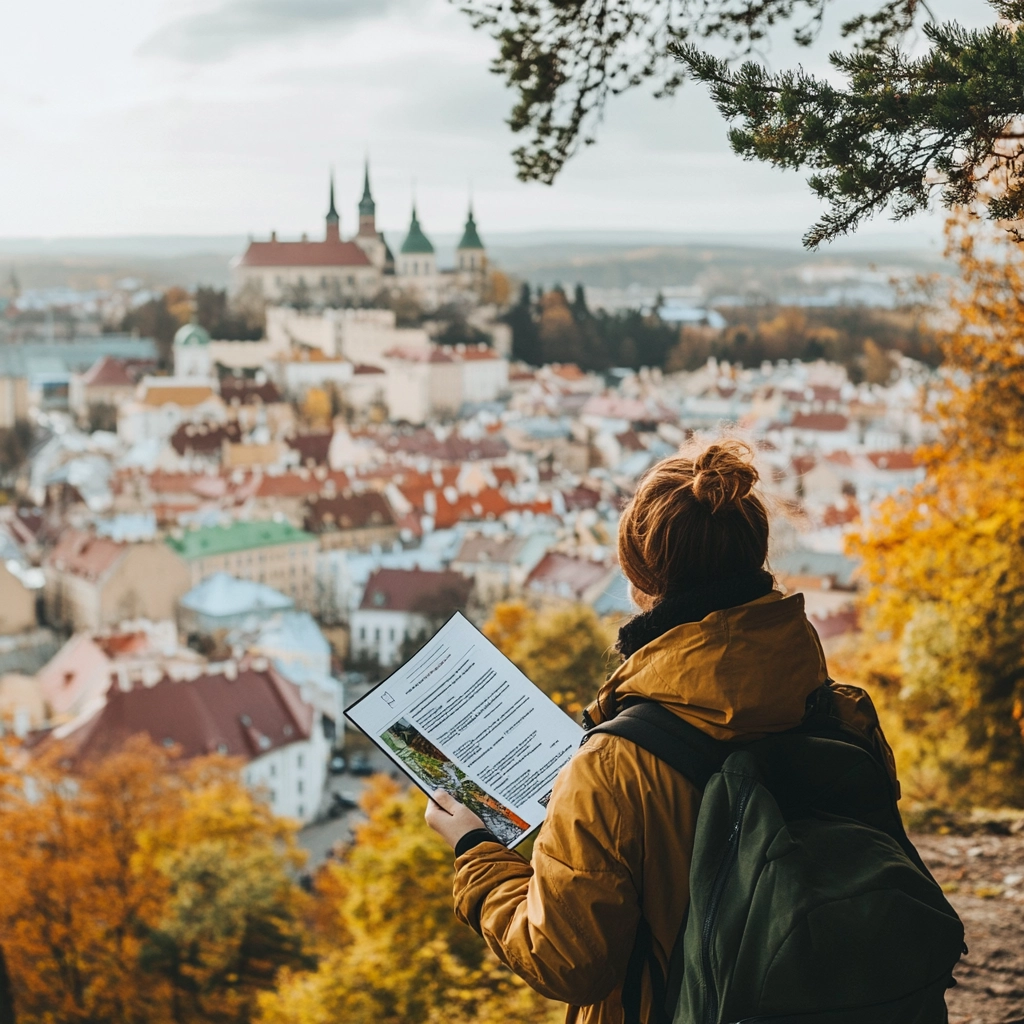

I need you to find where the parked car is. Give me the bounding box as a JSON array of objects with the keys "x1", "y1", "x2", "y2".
[
  {"x1": 329, "y1": 753, "x2": 346, "y2": 775},
  {"x1": 348, "y1": 751, "x2": 374, "y2": 776}
]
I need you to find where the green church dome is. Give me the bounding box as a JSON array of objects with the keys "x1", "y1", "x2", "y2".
[
  {"x1": 457, "y1": 208, "x2": 484, "y2": 251},
  {"x1": 400, "y1": 206, "x2": 435, "y2": 255},
  {"x1": 174, "y1": 323, "x2": 211, "y2": 347}
]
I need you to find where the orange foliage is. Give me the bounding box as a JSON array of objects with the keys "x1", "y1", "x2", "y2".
[
  {"x1": 0, "y1": 737, "x2": 309, "y2": 1024},
  {"x1": 851, "y1": 213, "x2": 1024, "y2": 806}
]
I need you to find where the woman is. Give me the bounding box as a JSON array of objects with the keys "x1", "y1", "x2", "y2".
[{"x1": 425, "y1": 439, "x2": 899, "y2": 1024}]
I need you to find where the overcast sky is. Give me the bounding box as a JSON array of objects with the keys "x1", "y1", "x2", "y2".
[{"x1": 0, "y1": 0, "x2": 993, "y2": 245}]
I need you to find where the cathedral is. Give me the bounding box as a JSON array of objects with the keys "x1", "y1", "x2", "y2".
[{"x1": 231, "y1": 166, "x2": 488, "y2": 309}]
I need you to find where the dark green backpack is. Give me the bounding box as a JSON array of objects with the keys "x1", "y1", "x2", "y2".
[{"x1": 585, "y1": 688, "x2": 965, "y2": 1024}]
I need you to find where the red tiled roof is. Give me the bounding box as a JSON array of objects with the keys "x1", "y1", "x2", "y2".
[
  {"x1": 353, "y1": 364, "x2": 385, "y2": 375},
  {"x1": 790, "y1": 413, "x2": 850, "y2": 432},
  {"x1": 220, "y1": 377, "x2": 284, "y2": 405},
  {"x1": 287, "y1": 431, "x2": 333, "y2": 466},
  {"x1": 562, "y1": 485, "x2": 601, "y2": 511},
  {"x1": 170, "y1": 421, "x2": 242, "y2": 456},
  {"x1": 254, "y1": 470, "x2": 348, "y2": 499},
  {"x1": 46, "y1": 530, "x2": 124, "y2": 581},
  {"x1": 81, "y1": 356, "x2": 135, "y2": 387},
  {"x1": 809, "y1": 607, "x2": 859, "y2": 640},
  {"x1": 238, "y1": 238, "x2": 371, "y2": 268},
  {"x1": 381, "y1": 430, "x2": 508, "y2": 462},
  {"x1": 304, "y1": 491, "x2": 396, "y2": 533},
  {"x1": 866, "y1": 450, "x2": 918, "y2": 471},
  {"x1": 526, "y1": 552, "x2": 610, "y2": 598},
  {"x1": 791, "y1": 455, "x2": 816, "y2": 476},
  {"x1": 821, "y1": 501, "x2": 861, "y2": 527},
  {"x1": 359, "y1": 567, "x2": 472, "y2": 613},
  {"x1": 56, "y1": 662, "x2": 313, "y2": 767}
]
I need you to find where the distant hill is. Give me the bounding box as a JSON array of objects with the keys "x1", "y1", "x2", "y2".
[
  {"x1": 0, "y1": 232, "x2": 949, "y2": 303},
  {"x1": 489, "y1": 241, "x2": 949, "y2": 305}
]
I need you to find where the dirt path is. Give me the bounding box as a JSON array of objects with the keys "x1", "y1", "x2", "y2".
[{"x1": 913, "y1": 832, "x2": 1024, "y2": 1024}]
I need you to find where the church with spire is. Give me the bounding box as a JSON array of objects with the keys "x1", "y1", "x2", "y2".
[{"x1": 231, "y1": 165, "x2": 488, "y2": 311}]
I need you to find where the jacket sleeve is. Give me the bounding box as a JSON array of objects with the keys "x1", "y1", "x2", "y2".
[{"x1": 453, "y1": 735, "x2": 643, "y2": 1006}]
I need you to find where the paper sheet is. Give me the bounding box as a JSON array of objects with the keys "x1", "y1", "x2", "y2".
[{"x1": 344, "y1": 612, "x2": 584, "y2": 846}]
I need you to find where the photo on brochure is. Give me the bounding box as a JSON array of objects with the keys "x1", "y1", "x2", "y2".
[{"x1": 380, "y1": 716, "x2": 530, "y2": 846}]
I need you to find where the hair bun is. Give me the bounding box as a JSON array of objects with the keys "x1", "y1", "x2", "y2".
[{"x1": 691, "y1": 442, "x2": 758, "y2": 514}]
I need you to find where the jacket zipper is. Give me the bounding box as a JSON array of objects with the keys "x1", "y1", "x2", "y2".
[{"x1": 701, "y1": 776, "x2": 755, "y2": 1024}]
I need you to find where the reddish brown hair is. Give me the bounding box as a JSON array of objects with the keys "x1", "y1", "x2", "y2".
[{"x1": 618, "y1": 438, "x2": 770, "y2": 604}]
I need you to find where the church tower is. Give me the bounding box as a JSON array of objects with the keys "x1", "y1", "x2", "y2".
[
  {"x1": 352, "y1": 160, "x2": 388, "y2": 270},
  {"x1": 326, "y1": 172, "x2": 341, "y2": 244},
  {"x1": 456, "y1": 205, "x2": 487, "y2": 292},
  {"x1": 358, "y1": 161, "x2": 376, "y2": 237}
]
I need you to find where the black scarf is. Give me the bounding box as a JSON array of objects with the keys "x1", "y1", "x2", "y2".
[{"x1": 616, "y1": 570, "x2": 775, "y2": 659}]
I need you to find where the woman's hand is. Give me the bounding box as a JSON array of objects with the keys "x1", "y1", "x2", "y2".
[{"x1": 424, "y1": 788, "x2": 486, "y2": 849}]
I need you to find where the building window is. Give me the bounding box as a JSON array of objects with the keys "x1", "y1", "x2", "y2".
[
  {"x1": 270, "y1": 789, "x2": 276, "y2": 803},
  {"x1": 360, "y1": 627, "x2": 366, "y2": 640},
  {"x1": 374, "y1": 628, "x2": 380, "y2": 641},
  {"x1": 297, "y1": 753, "x2": 304, "y2": 768},
  {"x1": 298, "y1": 804, "x2": 304, "y2": 817},
  {"x1": 269, "y1": 764, "x2": 276, "y2": 777},
  {"x1": 389, "y1": 628, "x2": 395, "y2": 642},
  {"x1": 297, "y1": 780, "x2": 304, "y2": 794}
]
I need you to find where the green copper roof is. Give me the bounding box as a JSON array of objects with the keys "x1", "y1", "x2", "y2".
[
  {"x1": 174, "y1": 323, "x2": 211, "y2": 347},
  {"x1": 400, "y1": 206, "x2": 434, "y2": 255},
  {"x1": 457, "y1": 208, "x2": 484, "y2": 250},
  {"x1": 167, "y1": 520, "x2": 316, "y2": 561},
  {"x1": 359, "y1": 162, "x2": 375, "y2": 218}
]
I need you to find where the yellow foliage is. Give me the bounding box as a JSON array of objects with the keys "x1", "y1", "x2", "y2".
[
  {"x1": 851, "y1": 214, "x2": 1024, "y2": 808},
  {"x1": 0, "y1": 737, "x2": 309, "y2": 1024},
  {"x1": 302, "y1": 387, "x2": 332, "y2": 427},
  {"x1": 257, "y1": 777, "x2": 562, "y2": 1024},
  {"x1": 483, "y1": 601, "x2": 618, "y2": 718}
]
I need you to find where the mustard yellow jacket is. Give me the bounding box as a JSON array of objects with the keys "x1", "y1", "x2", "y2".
[{"x1": 453, "y1": 593, "x2": 899, "y2": 1024}]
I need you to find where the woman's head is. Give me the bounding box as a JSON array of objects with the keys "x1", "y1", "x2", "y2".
[{"x1": 618, "y1": 438, "x2": 770, "y2": 609}]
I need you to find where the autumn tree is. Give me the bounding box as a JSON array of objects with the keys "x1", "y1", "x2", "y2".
[
  {"x1": 484, "y1": 602, "x2": 618, "y2": 718},
  {"x1": 852, "y1": 213, "x2": 1024, "y2": 807},
  {"x1": 121, "y1": 288, "x2": 191, "y2": 370},
  {"x1": 0, "y1": 737, "x2": 309, "y2": 1024},
  {"x1": 257, "y1": 777, "x2": 561, "y2": 1024},
  {"x1": 301, "y1": 388, "x2": 332, "y2": 428}
]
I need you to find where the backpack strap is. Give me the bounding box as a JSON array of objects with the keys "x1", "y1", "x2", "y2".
[
  {"x1": 582, "y1": 699, "x2": 731, "y2": 791},
  {"x1": 582, "y1": 700, "x2": 730, "y2": 1024}
]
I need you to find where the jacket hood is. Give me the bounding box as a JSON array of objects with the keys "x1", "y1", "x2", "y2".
[{"x1": 590, "y1": 591, "x2": 827, "y2": 741}]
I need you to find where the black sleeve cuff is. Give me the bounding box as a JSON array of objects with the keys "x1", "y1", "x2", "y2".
[{"x1": 454, "y1": 828, "x2": 501, "y2": 857}]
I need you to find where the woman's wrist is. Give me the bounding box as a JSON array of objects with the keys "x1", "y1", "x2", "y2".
[{"x1": 454, "y1": 827, "x2": 501, "y2": 857}]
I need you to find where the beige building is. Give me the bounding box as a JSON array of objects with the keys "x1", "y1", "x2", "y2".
[
  {"x1": 0, "y1": 562, "x2": 38, "y2": 635},
  {"x1": 383, "y1": 347, "x2": 462, "y2": 425},
  {"x1": 166, "y1": 520, "x2": 319, "y2": 610},
  {"x1": 44, "y1": 530, "x2": 192, "y2": 632},
  {"x1": 231, "y1": 177, "x2": 382, "y2": 305},
  {"x1": 0, "y1": 375, "x2": 29, "y2": 429}
]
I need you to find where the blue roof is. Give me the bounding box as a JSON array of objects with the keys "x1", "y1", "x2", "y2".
[
  {"x1": 179, "y1": 572, "x2": 294, "y2": 618},
  {"x1": 593, "y1": 568, "x2": 635, "y2": 617},
  {"x1": 255, "y1": 611, "x2": 330, "y2": 659},
  {"x1": 773, "y1": 550, "x2": 858, "y2": 589},
  {"x1": 0, "y1": 336, "x2": 157, "y2": 378}
]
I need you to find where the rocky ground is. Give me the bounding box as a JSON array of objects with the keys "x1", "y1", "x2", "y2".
[{"x1": 913, "y1": 831, "x2": 1024, "y2": 1024}]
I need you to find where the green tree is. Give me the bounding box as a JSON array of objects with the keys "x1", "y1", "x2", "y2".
[
  {"x1": 457, "y1": 0, "x2": 925, "y2": 185},
  {"x1": 506, "y1": 282, "x2": 542, "y2": 365},
  {"x1": 459, "y1": 0, "x2": 1024, "y2": 245}
]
